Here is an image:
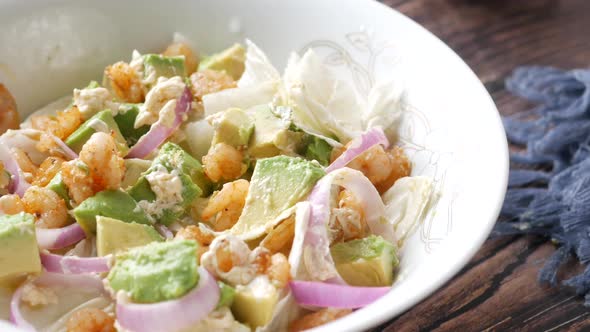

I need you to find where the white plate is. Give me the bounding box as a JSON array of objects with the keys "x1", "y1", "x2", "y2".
[{"x1": 0, "y1": 0, "x2": 508, "y2": 331}]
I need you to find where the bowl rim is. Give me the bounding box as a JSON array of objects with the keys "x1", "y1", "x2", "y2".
[
  {"x1": 0, "y1": 0, "x2": 509, "y2": 330},
  {"x1": 308, "y1": 0, "x2": 509, "y2": 331}
]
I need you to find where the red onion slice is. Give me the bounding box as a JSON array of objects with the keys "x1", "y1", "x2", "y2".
[
  {"x1": 40, "y1": 252, "x2": 111, "y2": 274},
  {"x1": 116, "y1": 266, "x2": 219, "y2": 332},
  {"x1": 155, "y1": 224, "x2": 173, "y2": 240},
  {"x1": 289, "y1": 280, "x2": 390, "y2": 309},
  {"x1": 11, "y1": 272, "x2": 106, "y2": 331},
  {"x1": 0, "y1": 144, "x2": 30, "y2": 196},
  {"x1": 46, "y1": 133, "x2": 78, "y2": 160},
  {"x1": 326, "y1": 127, "x2": 389, "y2": 173},
  {"x1": 36, "y1": 223, "x2": 86, "y2": 250},
  {"x1": 303, "y1": 167, "x2": 390, "y2": 283},
  {"x1": 304, "y1": 176, "x2": 346, "y2": 284},
  {"x1": 126, "y1": 86, "x2": 192, "y2": 159}
]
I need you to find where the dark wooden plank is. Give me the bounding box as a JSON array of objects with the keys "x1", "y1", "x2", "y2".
[{"x1": 375, "y1": 0, "x2": 590, "y2": 330}]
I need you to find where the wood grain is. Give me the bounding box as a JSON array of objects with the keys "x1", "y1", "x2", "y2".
[{"x1": 376, "y1": 0, "x2": 590, "y2": 330}]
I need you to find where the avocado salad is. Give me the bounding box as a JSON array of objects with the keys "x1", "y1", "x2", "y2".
[{"x1": 0, "y1": 34, "x2": 435, "y2": 332}]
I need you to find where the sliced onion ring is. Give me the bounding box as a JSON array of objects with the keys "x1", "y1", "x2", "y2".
[
  {"x1": 46, "y1": 133, "x2": 78, "y2": 160},
  {"x1": 40, "y1": 252, "x2": 111, "y2": 274},
  {"x1": 289, "y1": 280, "x2": 390, "y2": 309},
  {"x1": 10, "y1": 272, "x2": 106, "y2": 331},
  {"x1": 126, "y1": 86, "x2": 193, "y2": 159},
  {"x1": 155, "y1": 224, "x2": 173, "y2": 240},
  {"x1": 116, "y1": 266, "x2": 219, "y2": 332},
  {"x1": 326, "y1": 127, "x2": 389, "y2": 173},
  {"x1": 36, "y1": 223, "x2": 86, "y2": 250},
  {"x1": 303, "y1": 168, "x2": 390, "y2": 283},
  {"x1": 0, "y1": 144, "x2": 30, "y2": 196}
]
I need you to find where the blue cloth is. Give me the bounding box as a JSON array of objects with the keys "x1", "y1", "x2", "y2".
[{"x1": 495, "y1": 66, "x2": 590, "y2": 303}]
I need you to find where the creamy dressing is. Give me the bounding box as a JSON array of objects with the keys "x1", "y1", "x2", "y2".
[
  {"x1": 73, "y1": 87, "x2": 117, "y2": 119},
  {"x1": 135, "y1": 76, "x2": 185, "y2": 128},
  {"x1": 137, "y1": 165, "x2": 184, "y2": 220}
]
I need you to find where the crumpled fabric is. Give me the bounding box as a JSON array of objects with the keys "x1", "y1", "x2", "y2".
[{"x1": 494, "y1": 66, "x2": 590, "y2": 304}]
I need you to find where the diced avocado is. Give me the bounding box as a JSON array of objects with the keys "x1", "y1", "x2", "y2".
[
  {"x1": 331, "y1": 235, "x2": 399, "y2": 287},
  {"x1": 73, "y1": 190, "x2": 152, "y2": 235},
  {"x1": 231, "y1": 276, "x2": 279, "y2": 328},
  {"x1": 127, "y1": 143, "x2": 210, "y2": 225},
  {"x1": 209, "y1": 108, "x2": 254, "y2": 148},
  {"x1": 65, "y1": 110, "x2": 129, "y2": 155},
  {"x1": 231, "y1": 156, "x2": 325, "y2": 237},
  {"x1": 0, "y1": 213, "x2": 41, "y2": 281},
  {"x1": 198, "y1": 44, "x2": 245, "y2": 80},
  {"x1": 302, "y1": 135, "x2": 333, "y2": 166},
  {"x1": 114, "y1": 104, "x2": 150, "y2": 146},
  {"x1": 96, "y1": 216, "x2": 163, "y2": 257},
  {"x1": 217, "y1": 282, "x2": 236, "y2": 309},
  {"x1": 46, "y1": 173, "x2": 70, "y2": 205},
  {"x1": 121, "y1": 158, "x2": 152, "y2": 190},
  {"x1": 143, "y1": 54, "x2": 186, "y2": 82},
  {"x1": 107, "y1": 240, "x2": 199, "y2": 303},
  {"x1": 247, "y1": 105, "x2": 303, "y2": 158},
  {"x1": 85, "y1": 80, "x2": 100, "y2": 89}
]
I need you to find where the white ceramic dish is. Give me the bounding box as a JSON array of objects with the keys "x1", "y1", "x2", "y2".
[{"x1": 0, "y1": 0, "x2": 509, "y2": 331}]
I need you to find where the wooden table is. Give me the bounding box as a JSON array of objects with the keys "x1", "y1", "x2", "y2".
[{"x1": 373, "y1": 1, "x2": 590, "y2": 331}]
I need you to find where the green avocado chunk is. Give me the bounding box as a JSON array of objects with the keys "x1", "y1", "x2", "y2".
[
  {"x1": 121, "y1": 158, "x2": 152, "y2": 190},
  {"x1": 143, "y1": 54, "x2": 186, "y2": 82},
  {"x1": 128, "y1": 143, "x2": 210, "y2": 225},
  {"x1": 302, "y1": 135, "x2": 333, "y2": 166},
  {"x1": 247, "y1": 105, "x2": 304, "y2": 159},
  {"x1": 209, "y1": 108, "x2": 254, "y2": 148},
  {"x1": 0, "y1": 213, "x2": 41, "y2": 282},
  {"x1": 198, "y1": 44, "x2": 246, "y2": 80},
  {"x1": 231, "y1": 277, "x2": 279, "y2": 328},
  {"x1": 217, "y1": 282, "x2": 236, "y2": 309},
  {"x1": 331, "y1": 235, "x2": 399, "y2": 287},
  {"x1": 230, "y1": 156, "x2": 325, "y2": 237},
  {"x1": 96, "y1": 216, "x2": 163, "y2": 257},
  {"x1": 73, "y1": 190, "x2": 152, "y2": 235},
  {"x1": 114, "y1": 104, "x2": 150, "y2": 146},
  {"x1": 65, "y1": 110, "x2": 128, "y2": 155},
  {"x1": 46, "y1": 172, "x2": 70, "y2": 205},
  {"x1": 107, "y1": 240, "x2": 199, "y2": 303}
]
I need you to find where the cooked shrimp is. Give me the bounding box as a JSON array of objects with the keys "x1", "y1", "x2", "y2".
[
  {"x1": 61, "y1": 160, "x2": 94, "y2": 205},
  {"x1": 175, "y1": 224, "x2": 215, "y2": 260},
  {"x1": 32, "y1": 156, "x2": 64, "y2": 187},
  {"x1": 330, "y1": 189, "x2": 367, "y2": 243},
  {"x1": 104, "y1": 61, "x2": 145, "y2": 103},
  {"x1": 202, "y1": 235, "x2": 263, "y2": 286},
  {"x1": 201, "y1": 179, "x2": 249, "y2": 231},
  {"x1": 202, "y1": 143, "x2": 246, "y2": 183},
  {"x1": 375, "y1": 146, "x2": 412, "y2": 194},
  {"x1": 62, "y1": 132, "x2": 125, "y2": 204},
  {"x1": 163, "y1": 42, "x2": 199, "y2": 75},
  {"x1": 66, "y1": 308, "x2": 115, "y2": 332},
  {"x1": 190, "y1": 69, "x2": 236, "y2": 101},
  {"x1": 344, "y1": 144, "x2": 412, "y2": 194},
  {"x1": 289, "y1": 308, "x2": 352, "y2": 332},
  {"x1": 261, "y1": 215, "x2": 295, "y2": 254},
  {"x1": 22, "y1": 186, "x2": 68, "y2": 228},
  {"x1": 0, "y1": 194, "x2": 25, "y2": 214},
  {"x1": 11, "y1": 147, "x2": 37, "y2": 175},
  {"x1": 0, "y1": 83, "x2": 19, "y2": 134},
  {"x1": 176, "y1": 224, "x2": 216, "y2": 245},
  {"x1": 267, "y1": 253, "x2": 290, "y2": 289},
  {"x1": 347, "y1": 144, "x2": 393, "y2": 184},
  {"x1": 31, "y1": 106, "x2": 83, "y2": 140}
]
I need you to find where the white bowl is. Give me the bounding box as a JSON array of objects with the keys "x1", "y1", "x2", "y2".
[{"x1": 0, "y1": 0, "x2": 509, "y2": 330}]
